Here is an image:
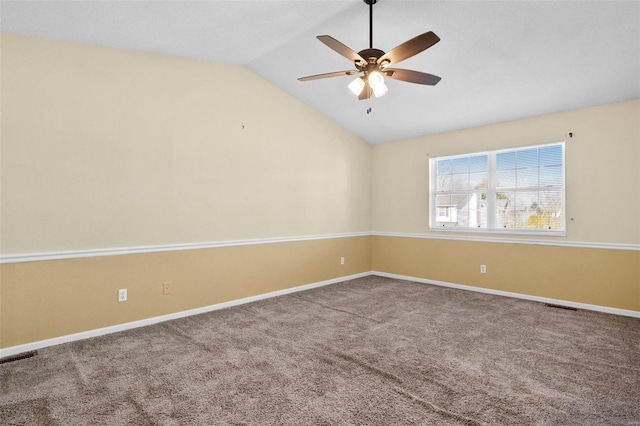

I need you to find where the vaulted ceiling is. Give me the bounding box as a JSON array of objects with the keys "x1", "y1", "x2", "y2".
[{"x1": 2, "y1": 0, "x2": 639, "y2": 144}]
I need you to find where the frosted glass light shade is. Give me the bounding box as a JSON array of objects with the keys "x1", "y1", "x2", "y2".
[
  {"x1": 348, "y1": 77, "x2": 365, "y2": 96},
  {"x1": 368, "y1": 71, "x2": 385, "y2": 88},
  {"x1": 368, "y1": 71, "x2": 388, "y2": 98},
  {"x1": 372, "y1": 82, "x2": 388, "y2": 98}
]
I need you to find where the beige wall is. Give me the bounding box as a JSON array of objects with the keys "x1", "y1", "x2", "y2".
[
  {"x1": 1, "y1": 236, "x2": 371, "y2": 348},
  {"x1": 371, "y1": 100, "x2": 639, "y2": 312},
  {"x1": 0, "y1": 34, "x2": 372, "y2": 349},
  {"x1": 1, "y1": 34, "x2": 371, "y2": 254},
  {"x1": 372, "y1": 236, "x2": 639, "y2": 312},
  {"x1": 372, "y1": 99, "x2": 640, "y2": 245}
]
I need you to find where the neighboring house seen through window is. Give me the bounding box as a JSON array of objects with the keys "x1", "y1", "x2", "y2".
[{"x1": 430, "y1": 142, "x2": 565, "y2": 234}]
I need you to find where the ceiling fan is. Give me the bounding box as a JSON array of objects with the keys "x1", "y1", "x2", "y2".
[{"x1": 298, "y1": 0, "x2": 441, "y2": 100}]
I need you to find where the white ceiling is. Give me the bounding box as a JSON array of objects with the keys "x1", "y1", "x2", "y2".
[{"x1": 2, "y1": 0, "x2": 639, "y2": 144}]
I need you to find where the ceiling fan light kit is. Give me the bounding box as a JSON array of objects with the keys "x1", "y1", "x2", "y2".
[{"x1": 298, "y1": 0, "x2": 442, "y2": 100}]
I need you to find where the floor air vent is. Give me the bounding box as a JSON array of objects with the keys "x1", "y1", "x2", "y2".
[
  {"x1": 545, "y1": 303, "x2": 578, "y2": 311},
  {"x1": 0, "y1": 351, "x2": 38, "y2": 365}
]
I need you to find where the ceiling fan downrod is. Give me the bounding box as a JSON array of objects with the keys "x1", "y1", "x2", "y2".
[
  {"x1": 365, "y1": 0, "x2": 377, "y2": 49},
  {"x1": 358, "y1": 0, "x2": 383, "y2": 68}
]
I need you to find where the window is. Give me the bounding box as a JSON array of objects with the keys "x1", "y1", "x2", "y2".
[{"x1": 430, "y1": 142, "x2": 565, "y2": 234}]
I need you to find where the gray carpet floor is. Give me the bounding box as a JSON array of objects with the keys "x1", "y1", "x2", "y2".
[{"x1": 1, "y1": 275, "x2": 639, "y2": 425}]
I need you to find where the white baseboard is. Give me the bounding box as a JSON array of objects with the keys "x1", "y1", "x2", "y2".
[
  {"x1": 3, "y1": 270, "x2": 637, "y2": 359},
  {"x1": 0, "y1": 272, "x2": 371, "y2": 359},
  {"x1": 372, "y1": 271, "x2": 640, "y2": 319}
]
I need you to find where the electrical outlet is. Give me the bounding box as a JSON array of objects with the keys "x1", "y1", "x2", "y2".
[
  {"x1": 163, "y1": 282, "x2": 172, "y2": 295},
  {"x1": 118, "y1": 289, "x2": 127, "y2": 302},
  {"x1": 340, "y1": 257, "x2": 345, "y2": 265},
  {"x1": 480, "y1": 265, "x2": 487, "y2": 274}
]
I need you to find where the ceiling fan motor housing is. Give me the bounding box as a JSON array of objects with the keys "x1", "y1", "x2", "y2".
[{"x1": 356, "y1": 48, "x2": 385, "y2": 73}]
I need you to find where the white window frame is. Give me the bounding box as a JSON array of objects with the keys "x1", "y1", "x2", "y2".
[{"x1": 429, "y1": 141, "x2": 566, "y2": 236}]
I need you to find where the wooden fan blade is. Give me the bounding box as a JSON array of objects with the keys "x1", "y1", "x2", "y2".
[
  {"x1": 384, "y1": 68, "x2": 441, "y2": 85},
  {"x1": 317, "y1": 35, "x2": 366, "y2": 64},
  {"x1": 298, "y1": 70, "x2": 359, "y2": 81},
  {"x1": 377, "y1": 31, "x2": 440, "y2": 66},
  {"x1": 358, "y1": 81, "x2": 372, "y2": 100}
]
